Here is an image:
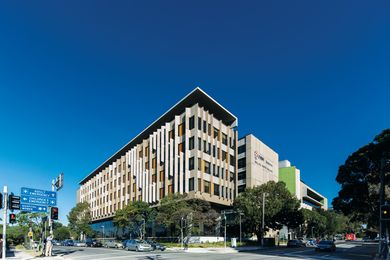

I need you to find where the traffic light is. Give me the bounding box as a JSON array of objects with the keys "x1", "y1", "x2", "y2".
[
  {"x1": 381, "y1": 204, "x2": 390, "y2": 220},
  {"x1": 51, "y1": 207, "x2": 59, "y2": 220},
  {"x1": 9, "y1": 213, "x2": 16, "y2": 224},
  {"x1": 8, "y1": 194, "x2": 21, "y2": 210},
  {"x1": 0, "y1": 193, "x2": 3, "y2": 209}
]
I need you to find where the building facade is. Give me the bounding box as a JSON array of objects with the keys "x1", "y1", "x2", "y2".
[
  {"x1": 279, "y1": 160, "x2": 328, "y2": 210},
  {"x1": 237, "y1": 134, "x2": 279, "y2": 193},
  {"x1": 78, "y1": 88, "x2": 238, "y2": 225}
]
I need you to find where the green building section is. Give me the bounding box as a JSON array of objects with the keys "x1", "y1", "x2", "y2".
[{"x1": 279, "y1": 167, "x2": 297, "y2": 195}]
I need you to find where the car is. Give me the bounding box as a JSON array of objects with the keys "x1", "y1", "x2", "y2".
[
  {"x1": 287, "y1": 239, "x2": 306, "y2": 247},
  {"x1": 52, "y1": 240, "x2": 60, "y2": 246},
  {"x1": 121, "y1": 240, "x2": 129, "y2": 249},
  {"x1": 306, "y1": 239, "x2": 317, "y2": 247},
  {"x1": 74, "y1": 240, "x2": 87, "y2": 247},
  {"x1": 124, "y1": 239, "x2": 153, "y2": 252},
  {"x1": 104, "y1": 240, "x2": 123, "y2": 248},
  {"x1": 145, "y1": 240, "x2": 166, "y2": 251},
  {"x1": 62, "y1": 240, "x2": 74, "y2": 246},
  {"x1": 86, "y1": 238, "x2": 102, "y2": 247},
  {"x1": 315, "y1": 240, "x2": 336, "y2": 252}
]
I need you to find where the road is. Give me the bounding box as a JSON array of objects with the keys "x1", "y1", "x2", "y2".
[{"x1": 50, "y1": 241, "x2": 378, "y2": 260}]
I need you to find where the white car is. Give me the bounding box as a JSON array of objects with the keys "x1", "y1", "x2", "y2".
[{"x1": 74, "y1": 240, "x2": 87, "y2": 247}]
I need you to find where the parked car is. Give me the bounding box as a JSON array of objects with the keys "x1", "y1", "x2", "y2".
[
  {"x1": 74, "y1": 240, "x2": 87, "y2": 247},
  {"x1": 306, "y1": 239, "x2": 317, "y2": 247},
  {"x1": 145, "y1": 240, "x2": 166, "y2": 251},
  {"x1": 287, "y1": 239, "x2": 306, "y2": 247},
  {"x1": 315, "y1": 240, "x2": 336, "y2": 252},
  {"x1": 124, "y1": 239, "x2": 152, "y2": 252},
  {"x1": 62, "y1": 240, "x2": 74, "y2": 246},
  {"x1": 104, "y1": 240, "x2": 123, "y2": 248},
  {"x1": 122, "y1": 240, "x2": 129, "y2": 249},
  {"x1": 52, "y1": 240, "x2": 62, "y2": 246},
  {"x1": 86, "y1": 238, "x2": 102, "y2": 247}
]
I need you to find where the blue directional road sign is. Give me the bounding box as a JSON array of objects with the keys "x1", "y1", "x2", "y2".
[
  {"x1": 20, "y1": 204, "x2": 48, "y2": 213},
  {"x1": 21, "y1": 187, "x2": 56, "y2": 199},
  {"x1": 20, "y1": 187, "x2": 57, "y2": 212},
  {"x1": 21, "y1": 195, "x2": 56, "y2": 206}
]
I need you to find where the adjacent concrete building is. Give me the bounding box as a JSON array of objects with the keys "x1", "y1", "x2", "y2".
[
  {"x1": 279, "y1": 160, "x2": 328, "y2": 210},
  {"x1": 78, "y1": 88, "x2": 238, "y2": 230},
  {"x1": 237, "y1": 134, "x2": 279, "y2": 193}
]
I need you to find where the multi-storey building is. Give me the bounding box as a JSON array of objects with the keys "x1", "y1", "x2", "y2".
[
  {"x1": 78, "y1": 88, "x2": 238, "y2": 232},
  {"x1": 279, "y1": 160, "x2": 328, "y2": 210},
  {"x1": 237, "y1": 134, "x2": 279, "y2": 193}
]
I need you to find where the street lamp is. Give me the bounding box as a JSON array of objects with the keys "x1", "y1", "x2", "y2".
[
  {"x1": 238, "y1": 211, "x2": 244, "y2": 244},
  {"x1": 224, "y1": 214, "x2": 227, "y2": 249},
  {"x1": 261, "y1": 192, "x2": 268, "y2": 247},
  {"x1": 101, "y1": 226, "x2": 105, "y2": 245},
  {"x1": 311, "y1": 226, "x2": 314, "y2": 239}
]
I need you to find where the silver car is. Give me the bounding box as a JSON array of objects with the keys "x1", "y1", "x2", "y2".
[
  {"x1": 104, "y1": 240, "x2": 123, "y2": 248},
  {"x1": 124, "y1": 239, "x2": 152, "y2": 252}
]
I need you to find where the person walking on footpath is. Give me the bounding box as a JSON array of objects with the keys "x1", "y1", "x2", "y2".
[{"x1": 45, "y1": 234, "x2": 53, "y2": 257}]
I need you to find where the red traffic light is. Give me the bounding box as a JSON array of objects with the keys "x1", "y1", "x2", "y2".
[
  {"x1": 9, "y1": 213, "x2": 16, "y2": 224},
  {"x1": 51, "y1": 207, "x2": 59, "y2": 220}
]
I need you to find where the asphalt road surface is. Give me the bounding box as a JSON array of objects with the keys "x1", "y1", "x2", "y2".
[{"x1": 50, "y1": 241, "x2": 378, "y2": 260}]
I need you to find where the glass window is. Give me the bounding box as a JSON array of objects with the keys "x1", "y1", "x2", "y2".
[
  {"x1": 168, "y1": 185, "x2": 173, "y2": 194},
  {"x1": 189, "y1": 157, "x2": 195, "y2": 170},
  {"x1": 203, "y1": 120, "x2": 207, "y2": 133},
  {"x1": 208, "y1": 124, "x2": 211, "y2": 136},
  {"x1": 204, "y1": 161, "x2": 211, "y2": 174},
  {"x1": 213, "y1": 145, "x2": 216, "y2": 157},
  {"x1": 189, "y1": 177, "x2": 195, "y2": 191},
  {"x1": 214, "y1": 184, "x2": 220, "y2": 196},
  {"x1": 222, "y1": 133, "x2": 228, "y2": 145},
  {"x1": 238, "y1": 144, "x2": 246, "y2": 154},
  {"x1": 160, "y1": 188, "x2": 164, "y2": 198},
  {"x1": 178, "y1": 123, "x2": 184, "y2": 137},
  {"x1": 189, "y1": 137, "x2": 194, "y2": 150},
  {"x1": 152, "y1": 158, "x2": 157, "y2": 168},
  {"x1": 178, "y1": 143, "x2": 184, "y2": 153},
  {"x1": 159, "y1": 170, "x2": 164, "y2": 182},
  {"x1": 204, "y1": 181, "x2": 210, "y2": 193},
  {"x1": 189, "y1": 116, "x2": 195, "y2": 130},
  {"x1": 198, "y1": 137, "x2": 202, "y2": 151},
  {"x1": 238, "y1": 158, "x2": 246, "y2": 168},
  {"x1": 198, "y1": 178, "x2": 202, "y2": 192},
  {"x1": 198, "y1": 118, "x2": 202, "y2": 131},
  {"x1": 238, "y1": 171, "x2": 246, "y2": 180},
  {"x1": 230, "y1": 155, "x2": 235, "y2": 166},
  {"x1": 222, "y1": 151, "x2": 227, "y2": 161},
  {"x1": 214, "y1": 127, "x2": 219, "y2": 139},
  {"x1": 145, "y1": 146, "x2": 149, "y2": 157},
  {"x1": 198, "y1": 158, "x2": 202, "y2": 171}
]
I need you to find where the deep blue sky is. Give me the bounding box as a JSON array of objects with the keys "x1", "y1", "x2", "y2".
[{"x1": 1, "y1": 1, "x2": 389, "y2": 223}]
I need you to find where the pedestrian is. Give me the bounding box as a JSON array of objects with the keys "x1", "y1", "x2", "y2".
[
  {"x1": 0, "y1": 234, "x2": 3, "y2": 258},
  {"x1": 45, "y1": 234, "x2": 53, "y2": 257}
]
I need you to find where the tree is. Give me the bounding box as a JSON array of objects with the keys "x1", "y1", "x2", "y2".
[
  {"x1": 233, "y1": 181, "x2": 304, "y2": 243},
  {"x1": 53, "y1": 226, "x2": 71, "y2": 241},
  {"x1": 67, "y1": 202, "x2": 93, "y2": 239},
  {"x1": 113, "y1": 208, "x2": 130, "y2": 238},
  {"x1": 333, "y1": 129, "x2": 390, "y2": 229},
  {"x1": 156, "y1": 194, "x2": 220, "y2": 237}
]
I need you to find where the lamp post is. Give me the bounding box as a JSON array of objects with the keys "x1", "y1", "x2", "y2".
[
  {"x1": 224, "y1": 214, "x2": 227, "y2": 249},
  {"x1": 238, "y1": 211, "x2": 244, "y2": 244},
  {"x1": 311, "y1": 226, "x2": 314, "y2": 239},
  {"x1": 261, "y1": 192, "x2": 268, "y2": 246},
  {"x1": 101, "y1": 226, "x2": 105, "y2": 245}
]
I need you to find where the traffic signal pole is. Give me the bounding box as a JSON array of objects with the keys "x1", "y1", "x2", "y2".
[{"x1": 2, "y1": 186, "x2": 8, "y2": 260}]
